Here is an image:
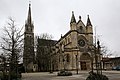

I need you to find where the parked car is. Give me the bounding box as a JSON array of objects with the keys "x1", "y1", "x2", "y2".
[
  {"x1": 112, "y1": 65, "x2": 120, "y2": 70},
  {"x1": 116, "y1": 66, "x2": 120, "y2": 70},
  {"x1": 112, "y1": 66, "x2": 117, "y2": 70}
]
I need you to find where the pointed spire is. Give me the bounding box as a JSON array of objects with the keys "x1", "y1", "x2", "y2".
[
  {"x1": 86, "y1": 15, "x2": 92, "y2": 26},
  {"x1": 70, "y1": 11, "x2": 76, "y2": 23},
  {"x1": 27, "y1": 2, "x2": 32, "y2": 24}
]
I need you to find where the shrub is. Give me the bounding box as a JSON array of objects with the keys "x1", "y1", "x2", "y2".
[
  {"x1": 86, "y1": 72, "x2": 109, "y2": 80},
  {"x1": 10, "y1": 72, "x2": 22, "y2": 80},
  {"x1": 0, "y1": 72, "x2": 3, "y2": 79},
  {"x1": 0, "y1": 71, "x2": 22, "y2": 80},
  {"x1": 57, "y1": 70, "x2": 72, "y2": 76}
]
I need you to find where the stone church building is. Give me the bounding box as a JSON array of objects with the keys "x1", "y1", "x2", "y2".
[
  {"x1": 23, "y1": 3, "x2": 101, "y2": 72},
  {"x1": 55, "y1": 12, "x2": 95, "y2": 71}
]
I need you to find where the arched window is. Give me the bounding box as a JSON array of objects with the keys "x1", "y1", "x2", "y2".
[
  {"x1": 80, "y1": 26, "x2": 83, "y2": 30},
  {"x1": 79, "y1": 26, "x2": 83, "y2": 33}
]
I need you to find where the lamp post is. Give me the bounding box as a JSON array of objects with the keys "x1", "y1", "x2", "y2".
[
  {"x1": 91, "y1": 49, "x2": 94, "y2": 73},
  {"x1": 75, "y1": 46, "x2": 78, "y2": 74},
  {"x1": 76, "y1": 54, "x2": 78, "y2": 74},
  {"x1": 97, "y1": 40, "x2": 102, "y2": 75},
  {"x1": 94, "y1": 46, "x2": 98, "y2": 74}
]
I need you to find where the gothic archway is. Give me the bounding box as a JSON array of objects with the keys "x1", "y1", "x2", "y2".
[{"x1": 80, "y1": 53, "x2": 91, "y2": 70}]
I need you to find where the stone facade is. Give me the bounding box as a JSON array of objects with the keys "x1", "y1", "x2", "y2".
[
  {"x1": 55, "y1": 12, "x2": 95, "y2": 71},
  {"x1": 23, "y1": 4, "x2": 101, "y2": 72}
]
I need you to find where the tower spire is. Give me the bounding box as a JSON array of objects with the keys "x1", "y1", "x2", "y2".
[
  {"x1": 86, "y1": 15, "x2": 92, "y2": 26},
  {"x1": 27, "y1": 2, "x2": 32, "y2": 24},
  {"x1": 70, "y1": 11, "x2": 76, "y2": 23}
]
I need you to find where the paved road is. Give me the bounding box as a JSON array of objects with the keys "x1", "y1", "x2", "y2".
[
  {"x1": 103, "y1": 71, "x2": 120, "y2": 80},
  {"x1": 22, "y1": 71, "x2": 120, "y2": 80}
]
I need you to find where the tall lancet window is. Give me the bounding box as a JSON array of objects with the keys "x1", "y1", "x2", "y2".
[{"x1": 79, "y1": 26, "x2": 83, "y2": 33}]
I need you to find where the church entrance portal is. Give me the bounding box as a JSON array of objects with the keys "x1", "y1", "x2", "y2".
[{"x1": 80, "y1": 53, "x2": 91, "y2": 70}]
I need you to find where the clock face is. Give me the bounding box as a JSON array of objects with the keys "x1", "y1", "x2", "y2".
[{"x1": 78, "y1": 39, "x2": 85, "y2": 47}]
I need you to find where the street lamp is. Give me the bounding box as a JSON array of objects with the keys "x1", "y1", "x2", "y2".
[
  {"x1": 97, "y1": 40, "x2": 102, "y2": 75},
  {"x1": 75, "y1": 54, "x2": 78, "y2": 74}
]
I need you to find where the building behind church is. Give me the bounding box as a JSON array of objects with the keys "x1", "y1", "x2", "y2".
[{"x1": 36, "y1": 38, "x2": 57, "y2": 72}]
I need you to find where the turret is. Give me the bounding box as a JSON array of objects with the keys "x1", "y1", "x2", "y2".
[
  {"x1": 86, "y1": 15, "x2": 92, "y2": 26},
  {"x1": 86, "y1": 15, "x2": 93, "y2": 34},
  {"x1": 86, "y1": 15, "x2": 93, "y2": 44},
  {"x1": 70, "y1": 11, "x2": 77, "y2": 30}
]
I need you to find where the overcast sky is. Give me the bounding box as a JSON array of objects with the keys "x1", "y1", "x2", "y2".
[{"x1": 0, "y1": 0, "x2": 120, "y2": 56}]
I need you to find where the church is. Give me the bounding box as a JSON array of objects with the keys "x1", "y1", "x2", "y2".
[
  {"x1": 55, "y1": 11, "x2": 95, "y2": 71},
  {"x1": 23, "y1": 3, "x2": 101, "y2": 72}
]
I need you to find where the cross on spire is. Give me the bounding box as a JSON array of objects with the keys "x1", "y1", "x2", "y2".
[{"x1": 29, "y1": 1, "x2": 31, "y2": 7}]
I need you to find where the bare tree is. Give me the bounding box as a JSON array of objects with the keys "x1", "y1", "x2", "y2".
[
  {"x1": 0, "y1": 17, "x2": 23, "y2": 79},
  {"x1": 95, "y1": 35, "x2": 113, "y2": 58},
  {"x1": 101, "y1": 44, "x2": 113, "y2": 58},
  {"x1": 38, "y1": 33, "x2": 53, "y2": 40}
]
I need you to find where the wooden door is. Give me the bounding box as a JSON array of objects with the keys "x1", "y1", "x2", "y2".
[{"x1": 81, "y1": 62, "x2": 87, "y2": 70}]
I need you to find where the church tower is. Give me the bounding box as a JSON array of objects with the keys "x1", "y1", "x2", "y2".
[
  {"x1": 70, "y1": 11, "x2": 78, "y2": 47},
  {"x1": 23, "y1": 3, "x2": 35, "y2": 72},
  {"x1": 70, "y1": 11, "x2": 77, "y2": 30},
  {"x1": 86, "y1": 15, "x2": 93, "y2": 44}
]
